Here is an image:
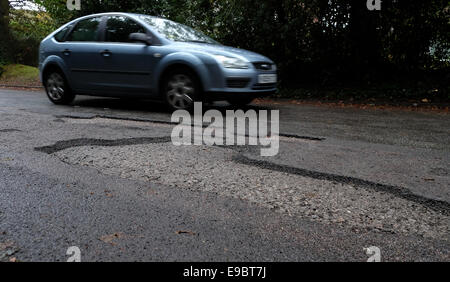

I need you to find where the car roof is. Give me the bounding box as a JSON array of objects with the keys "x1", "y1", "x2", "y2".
[{"x1": 74, "y1": 12, "x2": 162, "y2": 21}]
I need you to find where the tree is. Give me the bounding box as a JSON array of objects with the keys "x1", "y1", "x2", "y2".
[
  {"x1": 5, "y1": 0, "x2": 448, "y2": 89},
  {"x1": 0, "y1": 0, "x2": 11, "y2": 64}
]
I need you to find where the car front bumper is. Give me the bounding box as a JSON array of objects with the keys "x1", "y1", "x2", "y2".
[{"x1": 203, "y1": 65, "x2": 277, "y2": 101}]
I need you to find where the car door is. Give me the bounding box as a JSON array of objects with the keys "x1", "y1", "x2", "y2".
[
  {"x1": 97, "y1": 15, "x2": 159, "y2": 96},
  {"x1": 60, "y1": 16, "x2": 106, "y2": 93}
]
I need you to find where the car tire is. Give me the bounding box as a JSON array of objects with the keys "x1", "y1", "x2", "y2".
[
  {"x1": 45, "y1": 71, "x2": 75, "y2": 105},
  {"x1": 163, "y1": 68, "x2": 200, "y2": 111},
  {"x1": 227, "y1": 96, "x2": 255, "y2": 107}
]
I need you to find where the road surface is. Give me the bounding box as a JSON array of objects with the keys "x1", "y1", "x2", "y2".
[{"x1": 0, "y1": 88, "x2": 448, "y2": 261}]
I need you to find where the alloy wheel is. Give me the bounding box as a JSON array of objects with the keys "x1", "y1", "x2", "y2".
[
  {"x1": 166, "y1": 74, "x2": 195, "y2": 110},
  {"x1": 46, "y1": 73, "x2": 66, "y2": 101}
]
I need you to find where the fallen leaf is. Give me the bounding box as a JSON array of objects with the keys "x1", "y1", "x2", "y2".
[{"x1": 100, "y1": 232, "x2": 124, "y2": 245}]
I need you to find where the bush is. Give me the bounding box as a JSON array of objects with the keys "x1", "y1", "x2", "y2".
[
  {"x1": 12, "y1": 37, "x2": 41, "y2": 67},
  {"x1": 24, "y1": 0, "x2": 450, "y2": 92},
  {"x1": 8, "y1": 9, "x2": 56, "y2": 67}
]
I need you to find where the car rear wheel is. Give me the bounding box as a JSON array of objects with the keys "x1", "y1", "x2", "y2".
[
  {"x1": 45, "y1": 72, "x2": 75, "y2": 105},
  {"x1": 164, "y1": 70, "x2": 199, "y2": 111}
]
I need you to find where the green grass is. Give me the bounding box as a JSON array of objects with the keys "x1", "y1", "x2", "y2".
[{"x1": 0, "y1": 64, "x2": 40, "y2": 86}]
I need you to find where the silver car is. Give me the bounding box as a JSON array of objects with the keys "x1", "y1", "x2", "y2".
[{"x1": 39, "y1": 12, "x2": 277, "y2": 110}]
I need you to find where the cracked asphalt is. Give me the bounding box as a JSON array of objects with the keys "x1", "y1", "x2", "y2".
[{"x1": 0, "y1": 88, "x2": 449, "y2": 262}]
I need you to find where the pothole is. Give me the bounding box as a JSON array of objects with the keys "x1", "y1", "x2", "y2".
[{"x1": 52, "y1": 142, "x2": 449, "y2": 240}]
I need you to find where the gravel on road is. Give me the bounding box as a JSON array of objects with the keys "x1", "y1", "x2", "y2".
[{"x1": 54, "y1": 142, "x2": 449, "y2": 241}]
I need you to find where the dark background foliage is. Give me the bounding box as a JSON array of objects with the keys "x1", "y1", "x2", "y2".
[{"x1": 1, "y1": 0, "x2": 449, "y2": 99}]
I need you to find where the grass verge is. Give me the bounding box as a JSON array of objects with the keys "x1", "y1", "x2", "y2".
[{"x1": 0, "y1": 64, "x2": 40, "y2": 87}]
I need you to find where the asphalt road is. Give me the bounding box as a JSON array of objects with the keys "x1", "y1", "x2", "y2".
[{"x1": 0, "y1": 88, "x2": 448, "y2": 262}]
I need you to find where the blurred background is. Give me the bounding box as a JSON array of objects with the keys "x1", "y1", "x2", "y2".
[{"x1": 0, "y1": 0, "x2": 448, "y2": 103}]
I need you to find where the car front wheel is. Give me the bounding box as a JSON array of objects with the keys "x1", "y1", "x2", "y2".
[
  {"x1": 164, "y1": 70, "x2": 199, "y2": 111},
  {"x1": 45, "y1": 71, "x2": 75, "y2": 105}
]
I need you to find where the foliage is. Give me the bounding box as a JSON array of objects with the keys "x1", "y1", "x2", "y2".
[
  {"x1": 8, "y1": 9, "x2": 58, "y2": 66},
  {"x1": 33, "y1": 0, "x2": 75, "y2": 25},
  {"x1": 2, "y1": 0, "x2": 448, "y2": 93},
  {"x1": 9, "y1": 9, "x2": 57, "y2": 40}
]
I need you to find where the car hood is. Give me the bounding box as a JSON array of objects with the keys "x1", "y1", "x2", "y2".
[{"x1": 170, "y1": 42, "x2": 273, "y2": 63}]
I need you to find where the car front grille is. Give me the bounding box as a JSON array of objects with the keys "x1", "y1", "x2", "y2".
[{"x1": 226, "y1": 78, "x2": 251, "y2": 88}]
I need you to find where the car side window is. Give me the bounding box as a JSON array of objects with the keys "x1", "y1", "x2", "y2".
[
  {"x1": 54, "y1": 25, "x2": 72, "y2": 42},
  {"x1": 105, "y1": 16, "x2": 146, "y2": 43},
  {"x1": 66, "y1": 17, "x2": 102, "y2": 42}
]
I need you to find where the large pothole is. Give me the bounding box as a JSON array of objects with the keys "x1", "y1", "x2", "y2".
[{"x1": 53, "y1": 143, "x2": 449, "y2": 240}]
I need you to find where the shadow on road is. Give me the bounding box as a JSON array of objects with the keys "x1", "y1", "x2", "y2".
[{"x1": 71, "y1": 96, "x2": 274, "y2": 115}]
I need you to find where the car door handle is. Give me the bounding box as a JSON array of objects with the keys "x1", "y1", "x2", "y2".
[
  {"x1": 100, "y1": 50, "x2": 112, "y2": 57},
  {"x1": 62, "y1": 49, "x2": 71, "y2": 56}
]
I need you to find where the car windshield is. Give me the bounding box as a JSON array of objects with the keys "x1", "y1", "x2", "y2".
[{"x1": 138, "y1": 16, "x2": 218, "y2": 44}]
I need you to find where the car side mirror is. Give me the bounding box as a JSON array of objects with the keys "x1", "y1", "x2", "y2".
[{"x1": 129, "y1": 33, "x2": 152, "y2": 45}]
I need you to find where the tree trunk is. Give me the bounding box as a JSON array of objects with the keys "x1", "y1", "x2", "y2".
[
  {"x1": 348, "y1": 0, "x2": 381, "y2": 80},
  {"x1": 0, "y1": 0, "x2": 11, "y2": 63},
  {"x1": 0, "y1": 0, "x2": 10, "y2": 34}
]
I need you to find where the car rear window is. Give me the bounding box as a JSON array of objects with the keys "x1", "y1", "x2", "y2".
[{"x1": 54, "y1": 25, "x2": 72, "y2": 42}]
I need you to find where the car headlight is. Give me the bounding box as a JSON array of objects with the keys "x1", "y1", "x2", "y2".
[{"x1": 213, "y1": 55, "x2": 249, "y2": 69}]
